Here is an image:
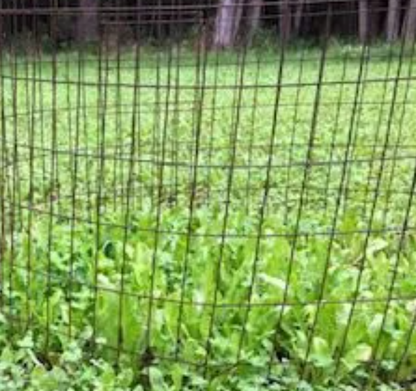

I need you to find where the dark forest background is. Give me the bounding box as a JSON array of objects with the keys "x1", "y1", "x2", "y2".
[{"x1": 0, "y1": 1, "x2": 415, "y2": 49}]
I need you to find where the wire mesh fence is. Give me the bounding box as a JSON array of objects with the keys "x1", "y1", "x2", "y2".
[{"x1": 1, "y1": 1, "x2": 416, "y2": 389}]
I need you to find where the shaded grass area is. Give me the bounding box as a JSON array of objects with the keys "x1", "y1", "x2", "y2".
[{"x1": 1, "y1": 43, "x2": 416, "y2": 390}]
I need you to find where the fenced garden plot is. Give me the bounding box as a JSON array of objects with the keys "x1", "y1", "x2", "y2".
[{"x1": 1, "y1": 2, "x2": 416, "y2": 390}]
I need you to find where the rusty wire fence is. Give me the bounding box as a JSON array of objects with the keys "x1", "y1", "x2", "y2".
[{"x1": 1, "y1": 1, "x2": 416, "y2": 389}]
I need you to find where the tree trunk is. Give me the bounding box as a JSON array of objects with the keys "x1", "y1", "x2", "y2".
[
  {"x1": 386, "y1": 0, "x2": 401, "y2": 41},
  {"x1": 279, "y1": 0, "x2": 292, "y2": 42},
  {"x1": 77, "y1": 0, "x2": 99, "y2": 42},
  {"x1": 233, "y1": 0, "x2": 244, "y2": 41},
  {"x1": 213, "y1": 0, "x2": 244, "y2": 49},
  {"x1": 369, "y1": 0, "x2": 382, "y2": 40},
  {"x1": 403, "y1": 0, "x2": 416, "y2": 42},
  {"x1": 245, "y1": 0, "x2": 263, "y2": 44},
  {"x1": 0, "y1": 15, "x2": 3, "y2": 50},
  {"x1": 293, "y1": 0, "x2": 305, "y2": 37},
  {"x1": 358, "y1": 0, "x2": 369, "y2": 43}
]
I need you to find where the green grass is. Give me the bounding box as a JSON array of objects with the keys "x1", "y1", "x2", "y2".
[{"x1": 1, "y1": 43, "x2": 416, "y2": 390}]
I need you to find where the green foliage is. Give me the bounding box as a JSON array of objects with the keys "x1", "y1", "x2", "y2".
[{"x1": 1, "y1": 44, "x2": 416, "y2": 390}]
